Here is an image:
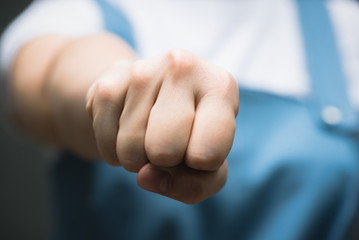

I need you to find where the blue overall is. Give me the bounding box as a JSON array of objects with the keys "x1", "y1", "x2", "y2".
[{"x1": 52, "y1": 1, "x2": 359, "y2": 239}]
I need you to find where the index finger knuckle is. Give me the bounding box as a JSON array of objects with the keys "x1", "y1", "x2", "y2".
[{"x1": 166, "y1": 48, "x2": 195, "y2": 77}]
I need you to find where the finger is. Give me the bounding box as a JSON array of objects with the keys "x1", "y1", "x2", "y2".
[
  {"x1": 116, "y1": 61, "x2": 162, "y2": 172},
  {"x1": 145, "y1": 73, "x2": 195, "y2": 168},
  {"x1": 186, "y1": 71, "x2": 239, "y2": 171},
  {"x1": 137, "y1": 160, "x2": 228, "y2": 204},
  {"x1": 90, "y1": 64, "x2": 130, "y2": 166}
]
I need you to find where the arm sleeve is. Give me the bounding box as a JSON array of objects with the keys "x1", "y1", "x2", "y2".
[{"x1": 0, "y1": 0, "x2": 104, "y2": 115}]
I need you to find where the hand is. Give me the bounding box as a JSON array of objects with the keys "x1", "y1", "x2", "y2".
[{"x1": 86, "y1": 49, "x2": 239, "y2": 204}]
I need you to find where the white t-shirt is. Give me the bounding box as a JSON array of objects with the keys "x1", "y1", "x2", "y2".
[{"x1": 1, "y1": 0, "x2": 359, "y2": 107}]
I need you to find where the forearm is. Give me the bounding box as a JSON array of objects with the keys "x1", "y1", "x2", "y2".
[{"x1": 10, "y1": 33, "x2": 136, "y2": 158}]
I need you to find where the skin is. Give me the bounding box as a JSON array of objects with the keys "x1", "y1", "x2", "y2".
[{"x1": 10, "y1": 33, "x2": 239, "y2": 204}]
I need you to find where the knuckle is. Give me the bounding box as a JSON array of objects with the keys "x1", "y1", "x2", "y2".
[
  {"x1": 146, "y1": 143, "x2": 183, "y2": 167},
  {"x1": 207, "y1": 70, "x2": 239, "y2": 114},
  {"x1": 94, "y1": 134, "x2": 120, "y2": 167},
  {"x1": 97, "y1": 145, "x2": 121, "y2": 167},
  {"x1": 95, "y1": 76, "x2": 118, "y2": 102},
  {"x1": 94, "y1": 63, "x2": 132, "y2": 104},
  {"x1": 186, "y1": 150, "x2": 223, "y2": 171},
  {"x1": 117, "y1": 133, "x2": 146, "y2": 172},
  {"x1": 214, "y1": 71, "x2": 237, "y2": 96},
  {"x1": 166, "y1": 48, "x2": 194, "y2": 76},
  {"x1": 130, "y1": 61, "x2": 152, "y2": 89},
  {"x1": 121, "y1": 161, "x2": 143, "y2": 173}
]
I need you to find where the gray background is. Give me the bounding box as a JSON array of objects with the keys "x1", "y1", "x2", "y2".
[{"x1": 0, "y1": 1, "x2": 53, "y2": 239}]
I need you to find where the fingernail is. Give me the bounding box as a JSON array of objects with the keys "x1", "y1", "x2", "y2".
[{"x1": 141, "y1": 168, "x2": 170, "y2": 194}]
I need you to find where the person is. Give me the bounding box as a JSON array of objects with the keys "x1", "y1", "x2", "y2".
[{"x1": 1, "y1": 0, "x2": 358, "y2": 239}]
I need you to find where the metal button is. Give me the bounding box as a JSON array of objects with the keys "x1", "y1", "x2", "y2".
[{"x1": 321, "y1": 106, "x2": 342, "y2": 125}]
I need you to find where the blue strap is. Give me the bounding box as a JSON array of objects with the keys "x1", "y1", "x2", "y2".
[
  {"x1": 93, "y1": 0, "x2": 136, "y2": 49},
  {"x1": 296, "y1": 0, "x2": 358, "y2": 134}
]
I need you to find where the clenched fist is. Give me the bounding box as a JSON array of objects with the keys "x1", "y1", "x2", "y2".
[{"x1": 86, "y1": 49, "x2": 239, "y2": 204}]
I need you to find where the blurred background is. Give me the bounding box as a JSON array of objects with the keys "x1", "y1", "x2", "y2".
[
  {"x1": 1, "y1": 1, "x2": 359, "y2": 240},
  {"x1": 0, "y1": 1, "x2": 53, "y2": 239}
]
